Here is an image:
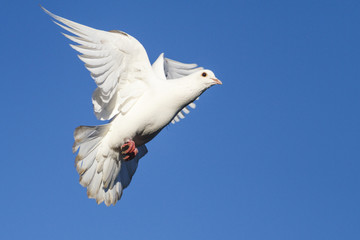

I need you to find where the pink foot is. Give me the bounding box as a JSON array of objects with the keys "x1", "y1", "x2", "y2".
[{"x1": 121, "y1": 140, "x2": 138, "y2": 161}]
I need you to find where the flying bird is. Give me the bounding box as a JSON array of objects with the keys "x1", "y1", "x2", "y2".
[{"x1": 42, "y1": 7, "x2": 222, "y2": 206}]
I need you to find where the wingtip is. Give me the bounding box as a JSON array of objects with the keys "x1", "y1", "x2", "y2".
[
  {"x1": 40, "y1": 5, "x2": 61, "y2": 22},
  {"x1": 40, "y1": 5, "x2": 51, "y2": 15}
]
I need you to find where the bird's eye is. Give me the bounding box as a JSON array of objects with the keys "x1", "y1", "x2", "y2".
[{"x1": 202, "y1": 72, "x2": 207, "y2": 77}]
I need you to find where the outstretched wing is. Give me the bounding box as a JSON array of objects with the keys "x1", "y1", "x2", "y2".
[
  {"x1": 43, "y1": 7, "x2": 155, "y2": 120},
  {"x1": 152, "y1": 53, "x2": 201, "y2": 124}
]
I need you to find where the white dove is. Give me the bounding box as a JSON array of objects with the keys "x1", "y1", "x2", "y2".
[{"x1": 42, "y1": 7, "x2": 222, "y2": 206}]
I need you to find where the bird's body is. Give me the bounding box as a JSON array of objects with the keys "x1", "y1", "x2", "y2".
[
  {"x1": 103, "y1": 72, "x2": 205, "y2": 148},
  {"x1": 105, "y1": 80, "x2": 180, "y2": 147},
  {"x1": 43, "y1": 7, "x2": 221, "y2": 206}
]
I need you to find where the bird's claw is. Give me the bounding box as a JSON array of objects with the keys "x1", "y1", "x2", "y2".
[{"x1": 121, "y1": 140, "x2": 138, "y2": 161}]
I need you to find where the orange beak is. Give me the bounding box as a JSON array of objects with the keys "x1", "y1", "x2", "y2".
[{"x1": 212, "y1": 78, "x2": 222, "y2": 85}]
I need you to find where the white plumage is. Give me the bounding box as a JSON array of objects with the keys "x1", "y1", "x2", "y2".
[{"x1": 42, "y1": 7, "x2": 222, "y2": 206}]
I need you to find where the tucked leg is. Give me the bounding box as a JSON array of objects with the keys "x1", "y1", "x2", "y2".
[{"x1": 121, "y1": 140, "x2": 138, "y2": 161}]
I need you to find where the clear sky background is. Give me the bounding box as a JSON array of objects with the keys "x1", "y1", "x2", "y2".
[{"x1": 1, "y1": 0, "x2": 359, "y2": 239}]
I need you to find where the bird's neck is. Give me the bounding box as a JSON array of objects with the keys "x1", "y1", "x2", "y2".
[{"x1": 163, "y1": 77, "x2": 203, "y2": 110}]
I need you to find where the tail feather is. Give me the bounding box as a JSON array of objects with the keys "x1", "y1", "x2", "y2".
[
  {"x1": 73, "y1": 124, "x2": 148, "y2": 206},
  {"x1": 76, "y1": 149, "x2": 96, "y2": 175},
  {"x1": 73, "y1": 125, "x2": 108, "y2": 153},
  {"x1": 79, "y1": 159, "x2": 97, "y2": 187},
  {"x1": 87, "y1": 171, "x2": 102, "y2": 198}
]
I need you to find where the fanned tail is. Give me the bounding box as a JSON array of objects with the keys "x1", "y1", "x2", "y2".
[{"x1": 73, "y1": 125, "x2": 147, "y2": 206}]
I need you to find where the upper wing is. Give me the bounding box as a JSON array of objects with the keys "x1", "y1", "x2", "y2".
[
  {"x1": 43, "y1": 7, "x2": 155, "y2": 120},
  {"x1": 152, "y1": 53, "x2": 201, "y2": 124}
]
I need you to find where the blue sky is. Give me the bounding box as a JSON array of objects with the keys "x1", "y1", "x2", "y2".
[{"x1": 1, "y1": 0, "x2": 359, "y2": 239}]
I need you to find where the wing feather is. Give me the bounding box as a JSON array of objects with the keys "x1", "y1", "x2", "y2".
[{"x1": 43, "y1": 7, "x2": 155, "y2": 120}]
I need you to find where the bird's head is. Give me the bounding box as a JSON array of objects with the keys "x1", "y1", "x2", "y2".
[
  {"x1": 168, "y1": 69, "x2": 222, "y2": 109},
  {"x1": 177, "y1": 69, "x2": 221, "y2": 104},
  {"x1": 195, "y1": 70, "x2": 222, "y2": 88}
]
